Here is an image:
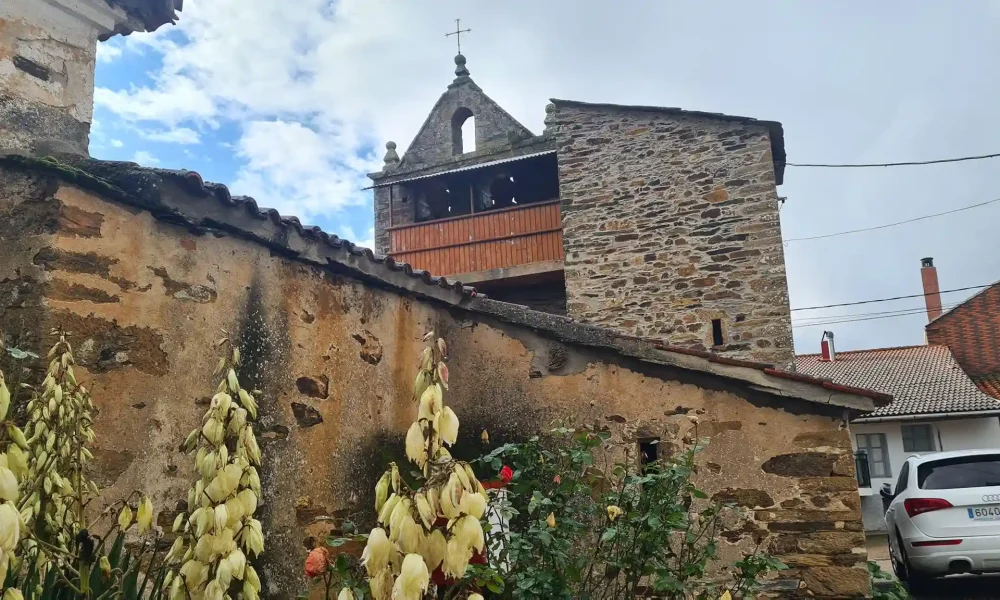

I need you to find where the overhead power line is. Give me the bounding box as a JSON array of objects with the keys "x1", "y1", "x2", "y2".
[
  {"x1": 785, "y1": 151, "x2": 1000, "y2": 168},
  {"x1": 792, "y1": 304, "x2": 962, "y2": 329},
  {"x1": 791, "y1": 284, "x2": 992, "y2": 312},
  {"x1": 785, "y1": 197, "x2": 1000, "y2": 242},
  {"x1": 792, "y1": 302, "x2": 962, "y2": 323}
]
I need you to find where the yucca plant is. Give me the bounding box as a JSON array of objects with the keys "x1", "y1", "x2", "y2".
[
  {"x1": 333, "y1": 333, "x2": 489, "y2": 600},
  {"x1": 8, "y1": 498, "x2": 163, "y2": 600},
  {"x1": 0, "y1": 330, "x2": 163, "y2": 600},
  {"x1": 166, "y1": 336, "x2": 264, "y2": 600}
]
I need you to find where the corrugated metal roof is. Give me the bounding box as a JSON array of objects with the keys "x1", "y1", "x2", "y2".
[
  {"x1": 796, "y1": 345, "x2": 1000, "y2": 418},
  {"x1": 370, "y1": 150, "x2": 556, "y2": 188}
]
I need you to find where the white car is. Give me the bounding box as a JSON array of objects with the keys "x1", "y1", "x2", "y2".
[{"x1": 882, "y1": 449, "x2": 1000, "y2": 593}]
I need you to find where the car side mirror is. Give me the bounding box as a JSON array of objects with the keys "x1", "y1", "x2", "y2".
[{"x1": 880, "y1": 483, "x2": 894, "y2": 498}]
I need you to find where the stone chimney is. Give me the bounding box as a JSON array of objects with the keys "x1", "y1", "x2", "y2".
[
  {"x1": 0, "y1": 0, "x2": 180, "y2": 158},
  {"x1": 920, "y1": 257, "x2": 943, "y2": 322}
]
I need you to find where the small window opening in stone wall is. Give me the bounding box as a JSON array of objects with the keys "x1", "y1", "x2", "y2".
[
  {"x1": 639, "y1": 438, "x2": 659, "y2": 471},
  {"x1": 451, "y1": 107, "x2": 475, "y2": 155},
  {"x1": 711, "y1": 319, "x2": 725, "y2": 346}
]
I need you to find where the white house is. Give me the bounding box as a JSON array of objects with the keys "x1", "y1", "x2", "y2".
[{"x1": 796, "y1": 339, "x2": 1000, "y2": 532}]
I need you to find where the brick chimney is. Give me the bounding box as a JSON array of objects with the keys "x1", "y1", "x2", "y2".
[
  {"x1": 820, "y1": 330, "x2": 836, "y2": 361},
  {"x1": 0, "y1": 0, "x2": 180, "y2": 157},
  {"x1": 920, "y1": 257, "x2": 943, "y2": 322}
]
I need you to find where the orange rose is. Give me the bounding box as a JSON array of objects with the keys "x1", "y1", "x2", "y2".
[{"x1": 304, "y1": 546, "x2": 329, "y2": 578}]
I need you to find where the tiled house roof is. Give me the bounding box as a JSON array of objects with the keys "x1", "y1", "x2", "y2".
[
  {"x1": 796, "y1": 345, "x2": 1000, "y2": 419},
  {"x1": 974, "y1": 373, "x2": 1000, "y2": 400}
]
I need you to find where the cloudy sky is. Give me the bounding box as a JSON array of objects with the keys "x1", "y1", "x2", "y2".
[{"x1": 92, "y1": 0, "x2": 1000, "y2": 356}]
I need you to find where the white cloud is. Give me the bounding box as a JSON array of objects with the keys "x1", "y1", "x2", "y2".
[
  {"x1": 142, "y1": 127, "x2": 201, "y2": 144},
  {"x1": 110, "y1": 139, "x2": 124, "y2": 148},
  {"x1": 93, "y1": 0, "x2": 1000, "y2": 351},
  {"x1": 96, "y1": 41, "x2": 123, "y2": 63},
  {"x1": 229, "y1": 120, "x2": 376, "y2": 221},
  {"x1": 131, "y1": 150, "x2": 161, "y2": 166},
  {"x1": 95, "y1": 77, "x2": 216, "y2": 125}
]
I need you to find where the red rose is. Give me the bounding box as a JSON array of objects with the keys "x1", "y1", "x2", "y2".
[
  {"x1": 304, "y1": 547, "x2": 329, "y2": 578},
  {"x1": 499, "y1": 465, "x2": 513, "y2": 483}
]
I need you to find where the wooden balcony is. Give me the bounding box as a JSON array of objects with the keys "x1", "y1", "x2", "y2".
[{"x1": 387, "y1": 200, "x2": 564, "y2": 280}]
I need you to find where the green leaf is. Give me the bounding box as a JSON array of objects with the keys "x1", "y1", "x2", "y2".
[{"x1": 600, "y1": 528, "x2": 617, "y2": 543}]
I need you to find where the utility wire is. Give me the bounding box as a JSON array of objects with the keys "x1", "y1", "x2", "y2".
[
  {"x1": 784, "y1": 151, "x2": 1000, "y2": 168},
  {"x1": 785, "y1": 197, "x2": 1000, "y2": 242},
  {"x1": 792, "y1": 307, "x2": 944, "y2": 329},
  {"x1": 791, "y1": 284, "x2": 992, "y2": 312},
  {"x1": 792, "y1": 302, "x2": 962, "y2": 324}
]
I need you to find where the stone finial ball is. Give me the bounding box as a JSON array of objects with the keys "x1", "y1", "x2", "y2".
[
  {"x1": 545, "y1": 103, "x2": 555, "y2": 114},
  {"x1": 455, "y1": 54, "x2": 467, "y2": 66},
  {"x1": 386, "y1": 141, "x2": 397, "y2": 150}
]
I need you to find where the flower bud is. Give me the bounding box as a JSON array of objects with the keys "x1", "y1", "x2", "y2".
[
  {"x1": 435, "y1": 407, "x2": 459, "y2": 446},
  {"x1": 137, "y1": 496, "x2": 154, "y2": 533},
  {"x1": 414, "y1": 493, "x2": 434, "y2": 530},
  {"x1": 117, "y1": 504, "x2": 133, "y2": 531},
  {"x1": 172, "y1": 512, "x2": 186, "y2": 533},
  {"x1": 0, "y1": 503, "x2": 20, "y2": 552},
  {"x1": 99, "y1": 555, "x2": 111, "y2": 579},
  {"x1": 421, "y1": 529, "x2": 446, "y2": 571},
  {"x1": 394, "y1": 554, "x2": 429, "y2": 600},
  {"x1": 3, "y1": 588, "x2": 23, "y2": 600},
  {"x1": 404, "y1": 422, "x2": 425, "y2": 467},
  {"x1": 374, "y1": 472, "x2": 390, "y2": 513},
  {"x1": 361, "y1": 527, "x2": 391, "y2": 575},
  {"x1": 337, "y1": 589, "x2": 354, "y2": 600}
]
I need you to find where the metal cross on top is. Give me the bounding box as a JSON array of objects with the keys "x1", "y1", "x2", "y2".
[{"x1": 445, "y1": 18, "x2": 471, "y2": 54}]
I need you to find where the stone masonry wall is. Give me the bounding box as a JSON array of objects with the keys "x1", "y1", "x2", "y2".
[
  {"x1": 0, "y1": 0, "x2": 117, "y2": 156},
  {"x1": 0, "y1": 162, "x2": 871, "y2": 598},
  {"x1": 550, "y1": 103, "x2": 794, "y2": 368}
]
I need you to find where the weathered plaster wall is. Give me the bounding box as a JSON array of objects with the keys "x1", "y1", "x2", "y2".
[
  {"x1": 0, "y1": 168, "x2": 869, "y2": 598},
  {"x1": 0, "y1": 0, "x2": 119, "y2": 156},
  {"x1": 550, "y1": 103, "x2": 794, "y2": 368}
]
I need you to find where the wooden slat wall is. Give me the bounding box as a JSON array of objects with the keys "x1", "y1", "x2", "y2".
[{"x1": 387, "y1": 202, "x2": 563, "y2": 277}]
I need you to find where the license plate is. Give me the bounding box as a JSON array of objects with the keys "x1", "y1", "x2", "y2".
[{"x1": 968, "y1": 506, "x2": 1000, "y2": 520}]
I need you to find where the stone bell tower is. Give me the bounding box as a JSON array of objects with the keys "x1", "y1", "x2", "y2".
[{"x1": 0, "y1": 0, "x2": 182, "y2": 157}]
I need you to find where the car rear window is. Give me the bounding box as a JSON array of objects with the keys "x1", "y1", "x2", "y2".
[{"x1": 918, "y1": 455, "x2": 1000, "y2": 490}]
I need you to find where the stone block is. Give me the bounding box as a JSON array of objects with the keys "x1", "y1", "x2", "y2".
[{"x1": 800, "y1": 566, "x2": 872, "y2": 597}]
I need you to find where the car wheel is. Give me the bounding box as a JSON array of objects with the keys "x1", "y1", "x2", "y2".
[
  {"x1": 899, "y1": 538, "x2": 934, "y2": 595},
  {"x1": 891, "y1": 534, "x2": 908, "y2": 581}
]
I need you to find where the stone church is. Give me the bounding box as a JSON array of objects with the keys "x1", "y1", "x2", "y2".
[
  {"x1": 0, "y1": 1, "x2": 884, "y2": 597},
  {"x1": 371, "y1": 54, "x2": 793, "y2": 368}
]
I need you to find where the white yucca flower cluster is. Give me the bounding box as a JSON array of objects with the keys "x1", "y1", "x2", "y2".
[
  {"x1": 0, "y1": 340, "x2": 25, "y2": 587},
  {"x1": 166, "y1": 341, "x2": 264, "y2": 600},
  {"x1": 350, "y1": 335, "x2": 488, "y2": 600},
  {"x1": 22, "y1": 333, "x2": 99, "y2": 551}
]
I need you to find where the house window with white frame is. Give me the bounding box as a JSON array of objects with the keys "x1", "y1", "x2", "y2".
[
  {"x1": 901, "y1": 423, "x2": 936, "y2": 453},
  {"x1": 856, "y1": 433, "x2": 891, "y2": 478}
]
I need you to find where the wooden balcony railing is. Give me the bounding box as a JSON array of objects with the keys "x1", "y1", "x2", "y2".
[{"x1": 388, "y1": 200, "x2": 563, "y2": 278}]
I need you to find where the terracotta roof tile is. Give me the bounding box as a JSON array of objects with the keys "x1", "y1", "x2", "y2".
[
  {"x1": 973, "y1": 373, "x2": 1000, "y2": 400},
  {"x1": 796, "y1": 345, "x2": 1000, "y2": 418}
]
